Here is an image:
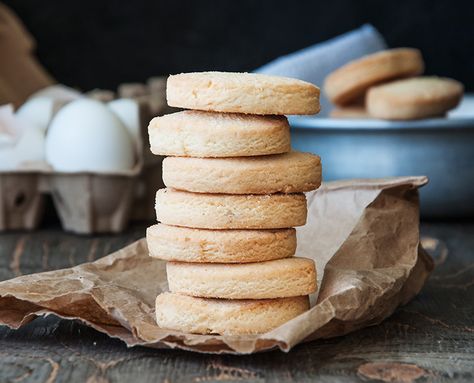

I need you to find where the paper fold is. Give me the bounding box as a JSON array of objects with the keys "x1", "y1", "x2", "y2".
[{"x1": 0, "y1": 176, "x2": 433, "y2": 354}]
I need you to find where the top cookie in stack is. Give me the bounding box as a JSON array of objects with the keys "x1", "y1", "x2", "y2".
[
  {"x1": 166, "y1": 72, "x2": 320, "y2": 115},
  {"x1": 147, "y1": 72, "x2": 321, "y2": 336}
]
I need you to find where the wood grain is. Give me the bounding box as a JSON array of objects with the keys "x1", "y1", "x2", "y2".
[{"x1": 0, "y1": 222, "x2": 473, "y2": 382}]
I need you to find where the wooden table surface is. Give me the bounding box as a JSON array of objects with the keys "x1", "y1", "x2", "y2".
[{"x1": 0, "y1": 222, "x2": 473, "y2": 383}]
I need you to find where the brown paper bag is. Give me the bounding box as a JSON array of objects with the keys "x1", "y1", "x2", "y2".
[{"x1": 0, "y1": 177, "x2": 433, "y2": 354}]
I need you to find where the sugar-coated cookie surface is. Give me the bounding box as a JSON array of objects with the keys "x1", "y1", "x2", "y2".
[
  {"x1": 324, "y1": 48, "x2": 424, "y2": 105},
  {"x1": 367, "y1": 77, "x2": 463, "y2": 120},
  {"x1": 162, "y1": 151, "x2": 321, "y2": 194},
  {"x1": 147, "y1": 224, "x2": 296, "y2": 263},
  {"x1": 155, "y1": 292, "x2": 310, "y2": 335},
  {"x1": 167, "y1": 257, "x2": 317, "y2": 299},
  {"x1": 155, "y1": 188, "x2": 307, "y2": 229},
  {"x1": 148, "y1": 110, "x2": 290, "y2": 157},
  {"x1": 167, "y1": 72, "x2": 320, "y2": 115}
]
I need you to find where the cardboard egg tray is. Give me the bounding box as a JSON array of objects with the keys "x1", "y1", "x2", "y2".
[
  {"x1": 0, "y1": 170, "x2": 137, "y2": 233},
  {"x1": 0, "y1": 79, "x2": 173, "y2": 234}
]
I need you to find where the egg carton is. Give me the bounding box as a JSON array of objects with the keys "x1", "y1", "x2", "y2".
[
  {"x1": 0, "y1": 170, "x2": 138, "y2": 233},
  {"x1": 0, "y1": 78, "x2": 171, "y2": 234},
  {"x1": 0, "y1": 172, "x2": 44, "y2": 231},
  {"x1": 0, "y1": 139, "x2": 163, "y2": 234}
]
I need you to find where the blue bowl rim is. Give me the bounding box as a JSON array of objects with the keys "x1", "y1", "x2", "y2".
[{"x1": 289, "y1": 116, "x2": 474, "y2": 131}]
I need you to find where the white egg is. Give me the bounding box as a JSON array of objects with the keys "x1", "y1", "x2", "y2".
[
  {"x1": 13, "y1": 125, "x2": 46, "y2": 167},
  {"x1": 31, "y1": 84, "x2": 83, "y2": 103},
  {"x1": 45, "y1": 99, "x2": 135, "y2": 172},
  {"x1": 16, "y1": 85, "x2": 83, "y2": 134},
  {"x1": 107, "y1": 98, "x2": 142, "y2": 150},
  {"x1": 16, "y1": 97, "x2": 56, "y2": 132},
  {"x1": 0, "y1": 104, "x2": 46, "y2": 170}
]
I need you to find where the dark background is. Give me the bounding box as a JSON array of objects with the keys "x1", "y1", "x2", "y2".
[{"x1": 5, "y1": 0, "x2": 474, "y2": 92}]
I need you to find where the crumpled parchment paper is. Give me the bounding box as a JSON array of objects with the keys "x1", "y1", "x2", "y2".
[{"x1": 0, "y1": 176, "x2": 433, "y2": 354}]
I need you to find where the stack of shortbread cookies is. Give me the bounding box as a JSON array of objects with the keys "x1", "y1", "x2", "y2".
[{"x1": 147, "y1": 72, "x2": 322, "y2": 335}]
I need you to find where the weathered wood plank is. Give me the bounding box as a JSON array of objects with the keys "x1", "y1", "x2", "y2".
[{"x1": 0, "y1": 222, "x2": 473, "y2": 382}]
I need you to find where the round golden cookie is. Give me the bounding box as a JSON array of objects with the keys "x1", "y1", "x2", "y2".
[
  {"x1": 366, "y1": 77, "x2": 464, "y2": 120},
  {"x1": 324, "y1": 48, "x2": 424, "y2": 105},
  {"x1": 162, "y1": 151, "x2": 321, "y2": 194},
  {"x1": 155, "y1": 292, "x2": 310, "y2": 335},
  {"x1": 166, "y1": 72, "x2": 320, "y2": 115},
  {"x1": 330, "y1": 106, "x2": 370, "y2": 119},
  {"x1": 155, "y1": 188, "x2": 307, "y2": 229},
  {"x1": 147, "y1": 224, "x2": 296, "y2": 263},
  {"x1": 148, "y1": 110, "x2": 290, "y2": 157},
  {"x1": 167, "y1": 257, "x2": 317, "y2": 299}
]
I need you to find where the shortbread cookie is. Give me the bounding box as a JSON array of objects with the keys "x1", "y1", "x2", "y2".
[
  {"x1": 330, "y1": 106, "x2": 370, "y2": 119},
  {"x1": 324, "y1": 48, "x2": 424, "y2": 105},
  {"x1": 156, "y1": 188, "x2": 307, "y2": 229},
  {"x1": 155, "y1": 292, "x2": 309, "y2": 335},
  {"x1": 148, "y1": 110, "x2": 290, "y2": 157},
  {"x1": 162, "y1": 151, "x2": 321, "y2": 194},
  {"x1": 167, "y1": 257, "x2": 317, "y2": 299},
  {"x1": 167, "y1": 72, "x2": 320, "y2": 115},
  {"x1": 366, "y1": 77, "x2": 463, "y2": 120},
  {"x1": 147, "y1": 224, "x2": 296, "y2": 263}
]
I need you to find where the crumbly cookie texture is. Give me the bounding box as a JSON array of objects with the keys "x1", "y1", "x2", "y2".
[
  {"x1": 367, "y1": 76, "x2": 463, "y2": 120},
  {"x1": 162, "y1": 151, "x2": 321, "y2": 194},
  {"x1": 147, "y1": 224, "x2": 296, "y2": 263},
  {"x1": 155, "y1": 292, "x2": 310, "y2": 335},
  {"x1": 155, "y1": 188, "x2": 307, "y2": 229},
  {"x1": 324, "y1": 48, "x2": 424, "y2": 105},
  {"x1": 148, "y1": 110, "x2": 290, "y2": 157},
  {"x1": 166, "y1": 72, "x2": 320, "y2": 115},
  {"x1": 166, "y1": 257, "x2": 317, "y2": 299}
]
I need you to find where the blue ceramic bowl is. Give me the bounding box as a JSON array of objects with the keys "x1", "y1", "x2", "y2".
[{"x1": 289, "y1": 115, "x2": 474, "y2": 218}]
